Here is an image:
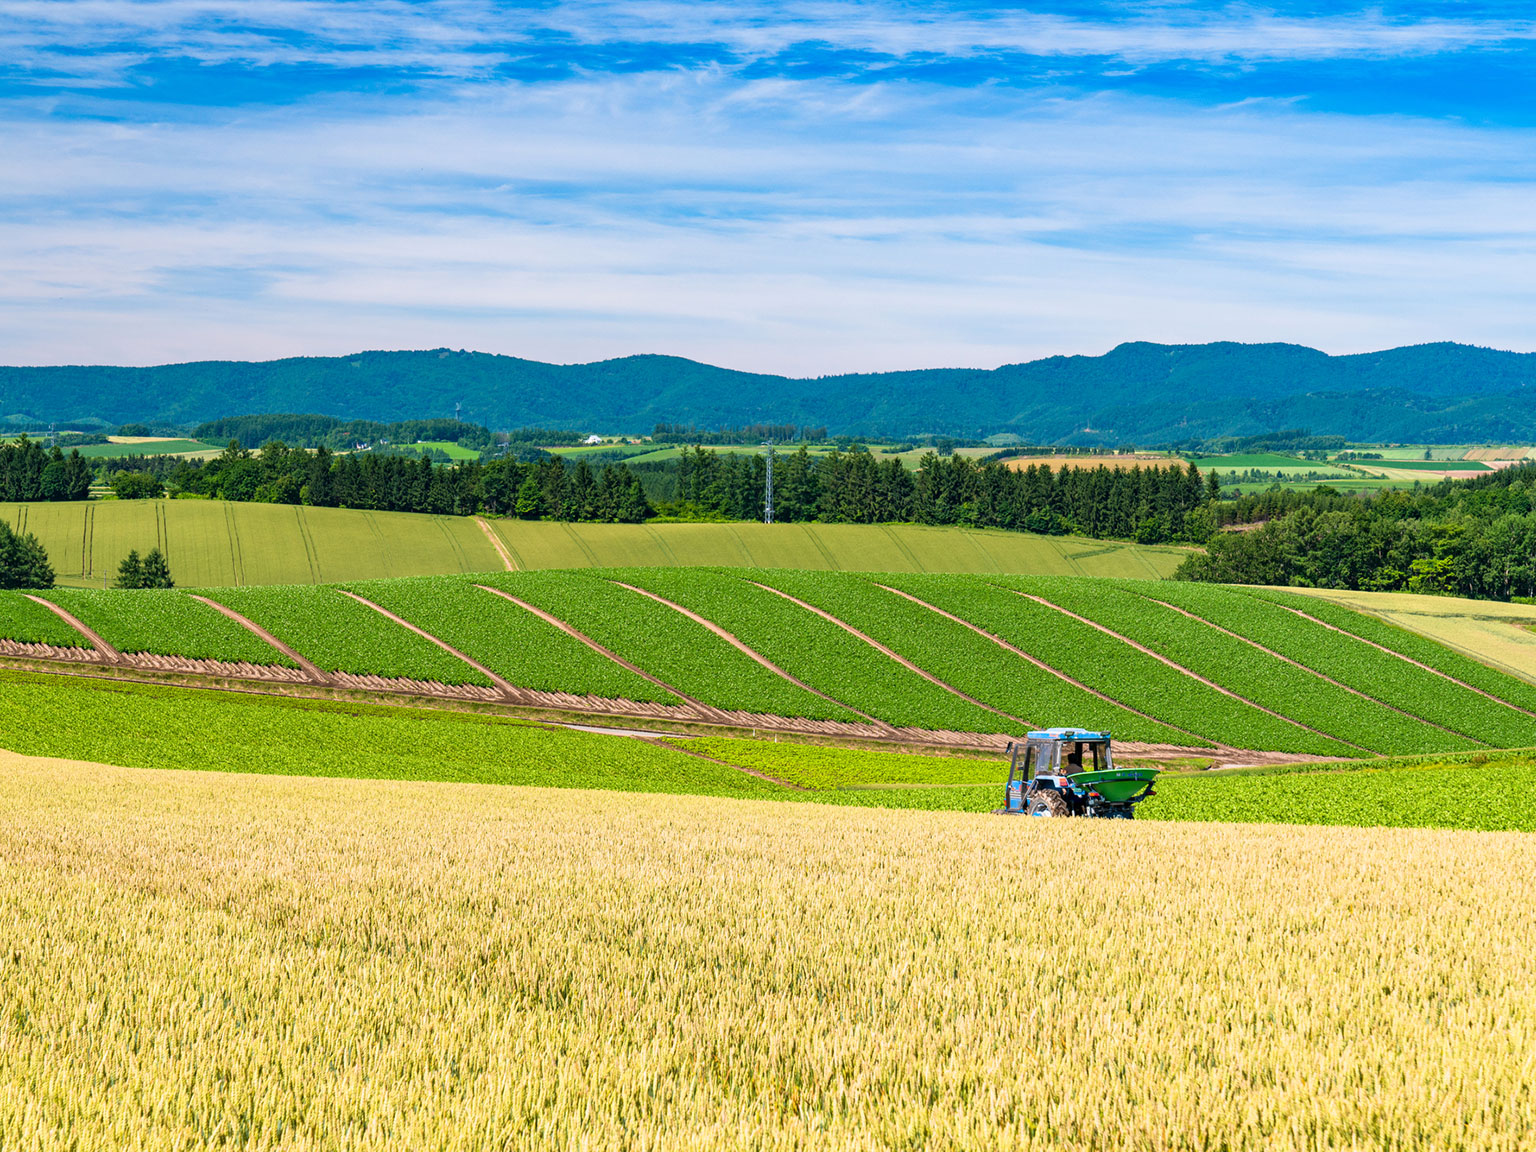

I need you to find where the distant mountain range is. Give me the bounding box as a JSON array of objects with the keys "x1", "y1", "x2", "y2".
[{"x1": 5, "y1": 341, "x2": 1536, "y2": 445}]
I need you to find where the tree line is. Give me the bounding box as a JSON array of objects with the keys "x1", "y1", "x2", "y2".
[
  {"x1": 0, "y1": 436, "x2": 95, "y2": 502},
  {"x1": 670, "y1": 447, "x2": 1214, "y2": 543},
  {"x1": 131, "y1": 442, "x2": 653, "y2": 521},
  {"x1": 1175, "y1": 463, "x2": 1536, "y2": 600}
]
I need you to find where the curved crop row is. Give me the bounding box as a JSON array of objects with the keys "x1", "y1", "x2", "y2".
[
  {"x1": 346, "y1": 576, "x2": 676, "y2": 703},
  {"x1": 0, "y1": 592, "x2": 90, "y2": 647},
  {"x1": 748, "y1": 568, "x2": 1198, "y2": 745},
  {"x1": 615, "y1": 568, "x2": 1004, "y2": 732},
  {"x1": 1243, "y1": 589, "x2": 1536, "y2": 718},
  {"x1": 885, "y1": 574, "x2": 1353, "y2": 755},
  {"x1": 477, "y1": 571, "x2": 854, "y2": 720},
  {"x1": 207, "y1": 586, "x2": 490, "y2": 685},
  {"x1": 1140, "y1": 581, "x2": 1534, "y2": 748},
  {"x1": 1005, "y1": 577, "x2": 1473, "y2": 757},
  {"x1": 42, "y1": 589, "x2": 296, "y2": 666}
]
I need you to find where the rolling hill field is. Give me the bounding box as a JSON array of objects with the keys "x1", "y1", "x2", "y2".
[
  {"x1": 7, "y1": 570, "x2": 1533, "y2": 758},
  {"x1": 2, "y1": 499, "x2": 1191, "y2": 587}
]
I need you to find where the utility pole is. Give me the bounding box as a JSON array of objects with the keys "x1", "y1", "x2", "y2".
[{"x1": 763, "y1": 441, "x2": 775, "y2": 524}]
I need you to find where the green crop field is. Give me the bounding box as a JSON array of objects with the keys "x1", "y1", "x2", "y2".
[
  {"x1": 206, "y1": 586, "x2": 489, "y2": 685},
  {"x1": 0, "y1": 670, "x2": 775, "y2": 800},
  {"x1": 5, "y1": 667, "x2": 1530, "y2": 831},
  {"x1": 1, "y1": 498, "x2": 1190, "y2": 587},
  {"x1": 1141, "y1": 581, "x2": 1536, "y2": 746},
  {"x1": 616, "y1": 568, "x2": 1005, "y2": 732},
  {"x1": 72, "y1": 439, "x2": 224, "y2": 459},
  {"x1": 0, "y1": 592, "x2": 92, "y2": 647},
  {"x1": 346, "y1": 576, "x2": 676, "y2": 703},
  {"x1": 40, "y1": 589, "x2": 295, "y2": 666},
  {"x1": 877, "y1": 574, "x2": 1349, "y2": 754},
  {"x1": 748, "y1": 568, "x2": 1192, "y2": 745},
  {"x1": 5, "y1": 568, "x2": 1536, "y2": 756},
  {"x1": 477, "y1": 572, "x2": 853, "y2": 719},
  {"x1": 1008, "y1": 577, "x2": 1476, "y2": 757}
]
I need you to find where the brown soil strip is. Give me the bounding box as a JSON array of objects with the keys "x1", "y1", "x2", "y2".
[
  {"x1": 339, "y1": 590, "x2": 520, "y2": 697},
  {"x1": 190, "y1": 595, "x2": 333, "y2": 685},
  {"x1": 748, "y1": 580, "x2": 1028, "y2": 728},
  {"x1": 23, "y1": 596, "x2": 118, "y2": 662},
  {"x1": 1273, "y1": 601, "x2": 1536, "y2": 721},
  {"x1": 475, "y1": 584, "x2": 704, "y2": 710},
  {"x1": 0, "y1": 639, "x2": 97, "y2": 663},
  {"x1": 875, "y1": 583, "x2": 1211, "y2": 748},
  {"x1": 637, "y1": 737, "x2": 810, "y2": 790},
  {"x1": 1134, "y1": 592, "x2": 1485, "y2": 744},
  {"x1": 611, "y1": 581, "x2": 892, "y2": 730},
  {"x1": 120, "y1": 653, "x2": 311, "y2": 682},
  {"x1": 475, "y1": 517, "x2": 518, "y2": 571},
  {"x1": 1012, "y1": 591, "x2": 1371, "y2": 754}
]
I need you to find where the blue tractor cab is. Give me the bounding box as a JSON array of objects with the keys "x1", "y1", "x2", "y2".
[{"x1": 996, "y1": 729, "x2": 1158, "y2": 819}]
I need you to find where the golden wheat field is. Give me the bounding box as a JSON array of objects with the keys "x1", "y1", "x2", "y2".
[{"x1": 3, "y1": 753, "x2": 1535, "y2": 1151}]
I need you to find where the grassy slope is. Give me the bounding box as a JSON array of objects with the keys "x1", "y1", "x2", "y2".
[{"x1": 2, "y1": 498, "x2": 1189, "y2": 587}]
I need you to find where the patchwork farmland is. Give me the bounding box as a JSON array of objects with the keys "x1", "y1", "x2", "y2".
[{"x1": 7, "y1": 569, "x2": 1534, "y2": 759}]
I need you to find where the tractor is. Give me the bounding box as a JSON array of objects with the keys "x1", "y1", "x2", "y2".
[{"x1": 995, "y1": 729, "x2": 1157, "y2": 819}]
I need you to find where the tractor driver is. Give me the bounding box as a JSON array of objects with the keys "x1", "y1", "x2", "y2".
[{"x1": 1064, "y1": 744, "x2": 1085, "y2": 771}]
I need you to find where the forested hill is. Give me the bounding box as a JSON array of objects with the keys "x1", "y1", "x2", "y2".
[{"x1": 4, "y1": 341, "x2": 1535, "y2": 444}]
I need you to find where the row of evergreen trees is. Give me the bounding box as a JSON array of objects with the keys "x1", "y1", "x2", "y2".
[
  {"x1": 151, "y1": 442, "x2": 653, "y2": 522},
  {"x1": 0, "y1": 436, "x2": 94, "y2": 502},
  {"x1": 672, "y1": 447, "x2": 1215, "y2": 543},
  {"x1": 97, "y1": 441, "x2": 1217, "y2": 542}
]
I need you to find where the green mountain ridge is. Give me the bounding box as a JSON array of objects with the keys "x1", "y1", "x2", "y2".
[{"x1": 4, "y1": 340, "x2": 1534, "y2": 444}]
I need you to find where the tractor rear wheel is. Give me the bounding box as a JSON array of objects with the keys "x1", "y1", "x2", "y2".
[{"x1": 1027, "y1": 791, "x2": 1071, "y2": 817}]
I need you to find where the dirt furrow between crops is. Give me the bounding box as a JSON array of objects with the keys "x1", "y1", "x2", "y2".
[
  {"x1": 637, "y1": 737, "x2": 810, "y2": 790},
  {"x1": 1013, "y1": 592, "x2": 1373, "y2": 754},
  {"x1": 611, "y1": 581, "x2": 894, "y2": 731},
  {"x1": 875, "y1": 583, "x2": 1213, "y2": 748},
  {"x1": 1136, "y1": 593, "x2": 1487, "y2": 745},
  {"x1": 1273, "y1": 602, "x2": 1536, "y2": 720},
  {"x1": 475, "y1": 518, "x2": 518, "y2": 571},
  {"x1": 23, "y1": 596, "x2": 119, "y2": 663},
  {"x1": 189, "y1": 595, "x2": 334, "y2": 685},
  {"x1": 339, "y1": 590, "x2": 523, "y2": 699},
  {"x1": 747, "y1": 581, "x2": 1029, "y2": 728},
  {"x1": 474, "y1": 585, "x2": 711, "y2": 715}
]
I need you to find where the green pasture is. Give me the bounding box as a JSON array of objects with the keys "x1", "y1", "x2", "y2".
[
  {"x1": 3, "y1": 667, "x2": 1531, "y2": 830},
  {"x1": 1, "y1": 499, "x2": 1191, "y2": 587},
  {"x1": 410, "y1": 440, "x2": 481, "y2": 460}
]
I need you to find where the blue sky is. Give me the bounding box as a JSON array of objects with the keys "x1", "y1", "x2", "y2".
[{"x1": 2, "y1": 1, "x2": 1533, "y2": 372}]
